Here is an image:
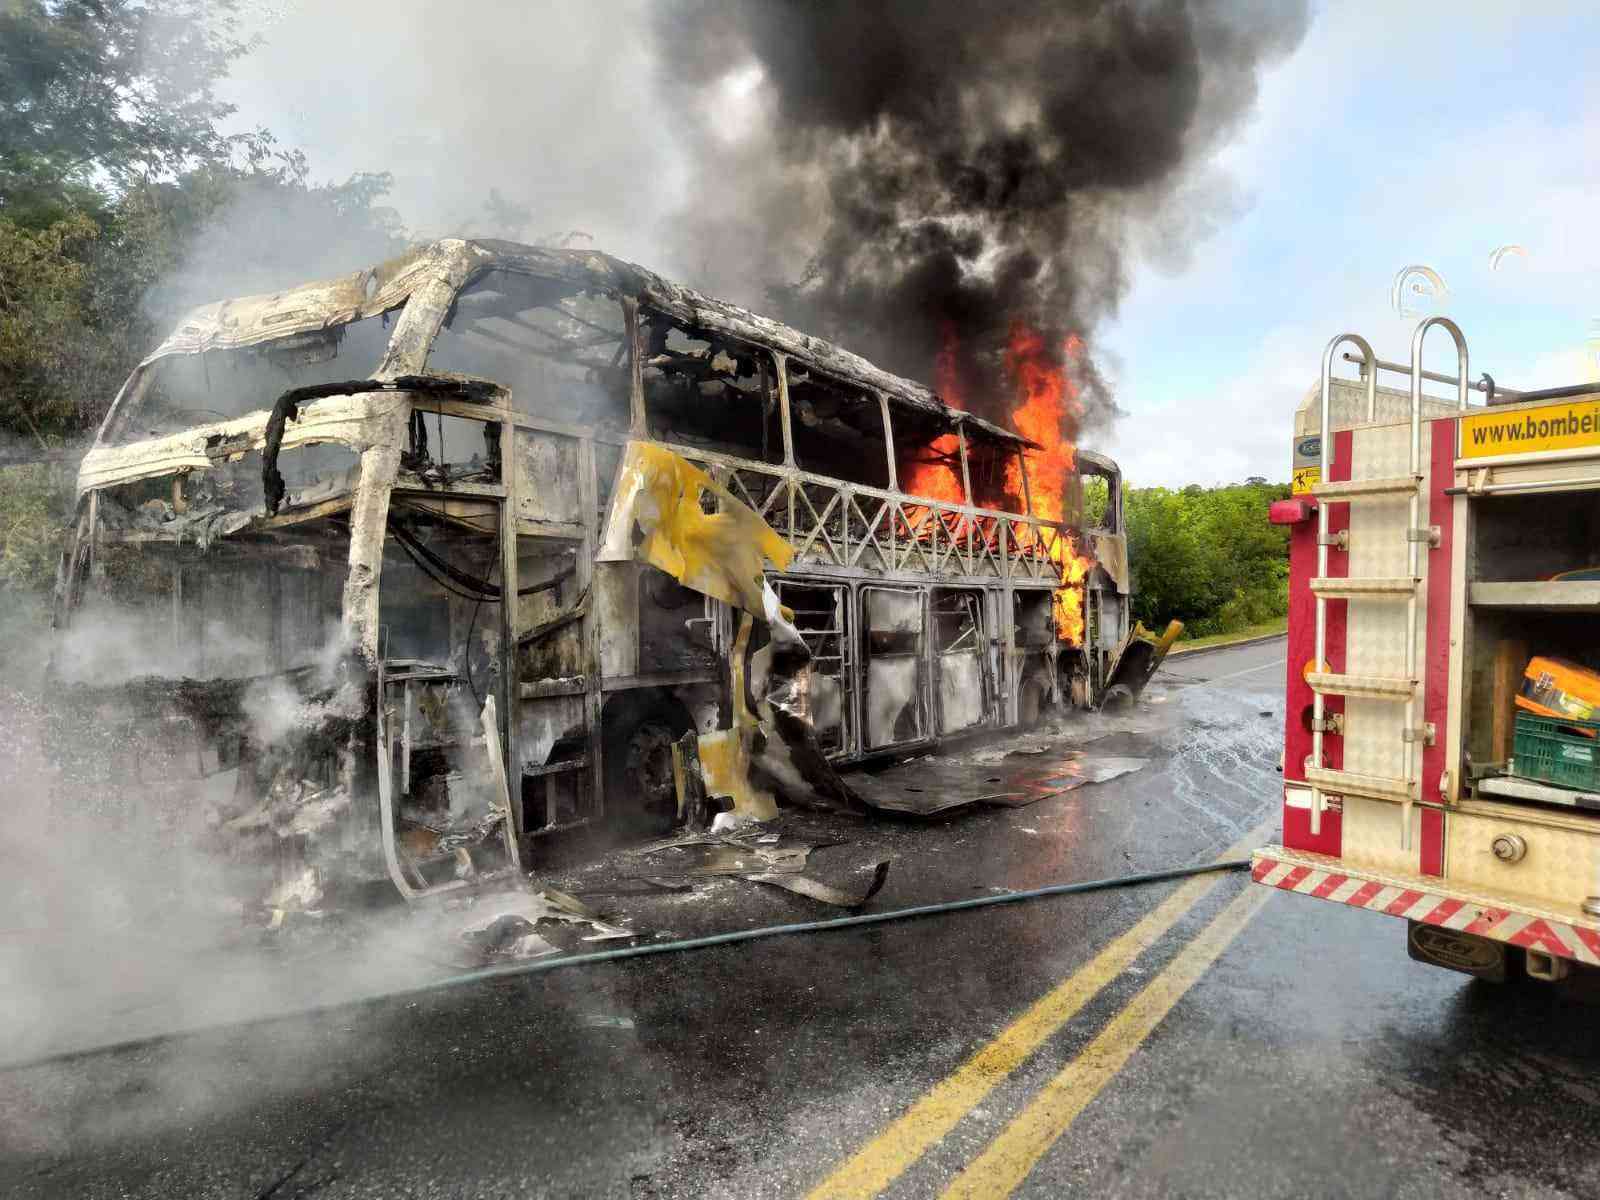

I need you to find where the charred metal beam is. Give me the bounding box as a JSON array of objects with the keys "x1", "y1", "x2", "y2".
[{"x1": 261, "y1": 375, "x2": 505, "y2": 516}]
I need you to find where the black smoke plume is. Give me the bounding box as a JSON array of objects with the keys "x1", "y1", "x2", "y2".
[{"x1": 655, "y1": 0, "x2": 1310, "y2": 434}]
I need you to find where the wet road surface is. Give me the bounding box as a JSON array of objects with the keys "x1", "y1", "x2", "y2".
[{"x1": 6, "y1": 636, "x2": 1600, "y2": 1198}]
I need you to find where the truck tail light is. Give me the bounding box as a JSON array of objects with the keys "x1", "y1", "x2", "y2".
[{"x1": 1269, "y1": 497, "x2": 1316, "y2": 525}]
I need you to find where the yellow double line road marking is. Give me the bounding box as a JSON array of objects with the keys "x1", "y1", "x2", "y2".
[
  {"x1": 942, "y1": 882, "x2": 1273, "y2": 1197},
  {"x1": 806, "y1": 820, "x2": 1275, "y2": 1200}
]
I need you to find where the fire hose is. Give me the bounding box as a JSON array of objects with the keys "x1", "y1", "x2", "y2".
[
  {"x1": 422, "y1": 858, "x2": 1251, "y2": 993},
  {"x1": 7, "y1": 858, "x2": 1249, "y2": 1069}
]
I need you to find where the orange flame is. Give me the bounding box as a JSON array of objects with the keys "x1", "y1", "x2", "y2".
[
  {"x1": 901, "y1": 330, "x2": 966, "y2": 505},
  {"x1": 1003, "y1": 325, "x2": 1094, "y2": 645},
  {"x1": 901, "y1": 432, "x2": 964, "y2": 503},
  {"x1": 900, "y1": 330, "x2": 967, "y2": 548},
  {"x1": 907, "y1": 323, "x2": 1096, "y2": 646}
]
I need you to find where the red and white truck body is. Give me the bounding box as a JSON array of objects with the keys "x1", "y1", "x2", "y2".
[{"x1": 1253, "y1": 320, "x2": 1600, "y2": 982}]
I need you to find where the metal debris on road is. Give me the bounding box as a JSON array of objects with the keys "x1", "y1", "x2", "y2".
[
  {"x1": 849, "y1": 749, "x2": 1150, "y2": 815},
  {"x1": 460, "y1": 915, "x2": 560, "y2": 962},
  {"x1": 453, "y1": 888, "x2": 638, "y2": 964},
  {"x1": 624, "y1": 832, "x2": 835, "y2": 877},
  {"x1": 580, "y1": 1014, "x2": 636, "y2": 1029},
  {"x1": 743, "y1": 860, "x2": 892, "y2": 909}
]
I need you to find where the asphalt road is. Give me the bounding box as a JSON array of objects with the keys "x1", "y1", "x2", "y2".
[{"x1": 7, "y1": 636, "x2": 1600, "y2": 1199}]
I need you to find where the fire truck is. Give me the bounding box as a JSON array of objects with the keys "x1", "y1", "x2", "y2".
[{"x1": 1253, "y1": 317, "x2": 1600, "y2": 984}]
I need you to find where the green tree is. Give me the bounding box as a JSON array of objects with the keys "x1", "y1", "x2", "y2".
[
  {"x1": 0, "y1": 211, "x2": 104, "y2": 442},
  {"x1": 0, "y1": 2, "x2": 409, "y2": 445},
  {"x1": 0, "y1": 0, "x2": 270, "y2": 442},
  {"x1": 0, "y1": 0, "x2": 408, "y2": 606},
  {"x1": 0, "y1": 0, "x2": 270, "y2": 228},
  {"x1": 1125, "y1": 479, "x2": 1290, "y2": 638}
]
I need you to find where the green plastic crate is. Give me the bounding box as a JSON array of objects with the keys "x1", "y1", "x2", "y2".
[{"x1": 1512, "y1": 712, "x2": 1600, "y2": 791}]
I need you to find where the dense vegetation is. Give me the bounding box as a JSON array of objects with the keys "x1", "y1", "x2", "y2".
[
  {"x1": 1124, "y1": 478, "x2": 1290, "y2": 639},
  {"x1": 0, "y1": 2, "x2": 1290, "y2": 657},
  {"x1": 0, "y1": 1, "x2": 405, "y2": 447},
  {"x1": 0, "y1": 1, "x2": 405, "y2": 656}
]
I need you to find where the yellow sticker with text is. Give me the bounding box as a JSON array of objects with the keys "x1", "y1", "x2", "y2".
[
  {"x1": 1460, "y1": 399, "x2": 1600, "y2": 459},
  {"x1": 1291, "y1": 466, "x2": 1320, "y2": 495}
]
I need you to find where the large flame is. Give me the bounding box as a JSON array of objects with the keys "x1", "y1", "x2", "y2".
[
  {"x1": 901, "y1": 432, "x2": 964, "y2": 503},
  {"x1": 901, "y1": 331, "x2": 967, "y2": 505},
  {"x1": 904, "y1": 323, "x2": 1096, "y2": 645},
  {"x1": 900, "y1": 332, "x2": 968, "y2": 549},
  {"x1": 1003, "y1": 325, "x2": 1095, "y2": 645}
]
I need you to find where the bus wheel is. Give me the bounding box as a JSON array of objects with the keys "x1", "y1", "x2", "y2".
[{"x1": 602, "y1": 695, "x2": 693, "y2": 833}]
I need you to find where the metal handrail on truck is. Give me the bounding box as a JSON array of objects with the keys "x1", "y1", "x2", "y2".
[
  {"x1": 1310, "y1": 332, "x2": 1376, "y2": 836},
  {"x1": 1309, "y1": 319, "x2": 1469, "y2": 847}
]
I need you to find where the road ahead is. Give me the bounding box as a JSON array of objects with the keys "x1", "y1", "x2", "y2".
[{"x1": 7, "y1": 637, "x2": 1600, "y2": 1199}]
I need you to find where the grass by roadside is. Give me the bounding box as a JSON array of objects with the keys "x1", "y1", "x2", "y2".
[{"x1": 1167, "y1": 617, "x2": 1287, "y2": 656}]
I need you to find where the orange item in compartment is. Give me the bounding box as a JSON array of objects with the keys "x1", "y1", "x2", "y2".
[{"x1": 1517, "y1": 656, "x2": 1600, "y2": 722}]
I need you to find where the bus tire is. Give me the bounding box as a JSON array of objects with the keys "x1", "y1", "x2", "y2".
[{"x1": 601, "y1": 692, "x2": 695, "y2": 834}]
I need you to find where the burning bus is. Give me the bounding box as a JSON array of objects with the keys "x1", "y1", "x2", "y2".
[{"x1": 52, "y1": 239, "x2": 1156, "y2": 911}]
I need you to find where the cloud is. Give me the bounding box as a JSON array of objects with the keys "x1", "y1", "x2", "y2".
[
  {"x1": 214, "y1": 1, "x2": 1600, "y2": 493},
  {"x1": 1104, "y1": 323, "x2": 1319, "y2": 488},
  {"x1": 219, "y1": 1, "x2": 680, "y2": 262},
  {"x1": 1095, "y1": 2, "x2": 1600, "y2": 487}
]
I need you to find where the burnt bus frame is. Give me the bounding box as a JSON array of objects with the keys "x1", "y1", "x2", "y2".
[{"x1": 60, "y1": 239, "x2": 1129, "y2": 870}]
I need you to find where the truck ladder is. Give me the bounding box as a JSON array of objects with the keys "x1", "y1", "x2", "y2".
[{"x1": 1307, "y1": 319, "x2": 1469, "y2": 847}]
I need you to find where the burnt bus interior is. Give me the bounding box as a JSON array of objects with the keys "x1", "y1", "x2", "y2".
[
  {"x1": 59, "y1": 242, "x2": 1129, "y2": 901},
  {"x1": 108, "y1": 313, "x2": 398, "y2": 446}
]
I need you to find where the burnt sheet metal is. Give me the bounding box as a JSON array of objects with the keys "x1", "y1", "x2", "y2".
[
  {"x1": 1091, "y1": 531, "x2": 1130, "y2": 594},
  {"x1": 573, "y1": 878, "x2": 694, "y2": 897},
  {"x1": 597, "y1": 441, "x2": 794, "y2": 614},
  {"x1": 695, "y1": 616, "x2": 779, "y2": 821},
  {"x1": 849, "y1": 749, "x2": 1148, "y2": 816},
  {"x1": 978, "y1": 756, "x2": 1148, "y2": 807},
  {"x1": 1102, "y1": 619, "x2": 1185, "y2": 706},
  {"x1": 624, "y1": 832, "x2": 825, "y2": 877},
  {"x1": 261, "y1": 374, "x2": 505, "y2": 516},
  {"x1": 137, "y1": 242, "x2": 465, "y2": 363},
  {"x1": 744, "y1": 606, "x2": 866, "y2": 814},
  {"x1": 744, "y1": 860, "x2": 891, "y2": 909},
  {"x1": 450, "y1": 887, "x2": 636, "y2": 966},
  {"x1": 460, "y1": 915, "x2": 560, "y2": 962},
  {"x1": 627, "y1": 830, "x2": 887, "y2": 908},
  {"x1": 599, "y1": 441, "x2": 865, "y2": 818},
  {"x1": 669, "y1": 731, "x2": 713, "y2": 829}
]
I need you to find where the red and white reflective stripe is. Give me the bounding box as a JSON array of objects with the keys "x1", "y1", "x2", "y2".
[{"x1": 1252, "y1": 854, "x2": 1600, "y2": 966}]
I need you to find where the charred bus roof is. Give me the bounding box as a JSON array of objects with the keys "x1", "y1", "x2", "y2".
[{"x1": 98, "y1": 238, "x2": 1037, "y2": 454}]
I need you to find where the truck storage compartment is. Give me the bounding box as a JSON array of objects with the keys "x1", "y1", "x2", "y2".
[
  {"x1": 1465, "y1": 489, "x2": 1600, "y2": 810},
  {"x1": 1468, "y1": 489, "x2": 1600, "y2": 584}
]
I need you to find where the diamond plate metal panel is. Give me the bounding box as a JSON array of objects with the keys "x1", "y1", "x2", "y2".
[
  {"x1": 1339, "y1": 795, "x2": 1424, "y2": 875},
  {"x1": 1337, "y1": 424, "x2": 1428, "y2": 867},
  {"x1": 1448, "y1": 810, "x2": 1600, "y2": 911},
  {"x1": 1345, "y1": 427, "x2": 1421, "y2": 773},
  {"x1": 1294, "y1": 379, "x2": 1462, "y2": 437}
]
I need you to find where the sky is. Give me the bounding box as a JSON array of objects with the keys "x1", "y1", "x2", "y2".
[
  {"x1": 1095, "y1": 1, "x2": 1600, "y2": 488},
  {"x1": 217, "y1": 1, "x2": 1600, "y2": 490}
]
